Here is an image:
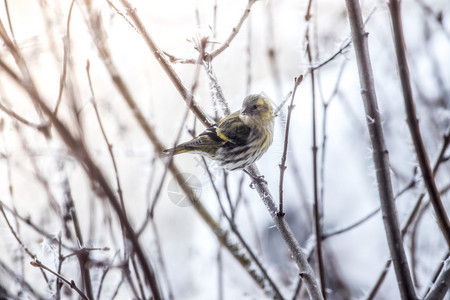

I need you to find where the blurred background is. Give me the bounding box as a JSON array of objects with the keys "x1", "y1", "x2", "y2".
[{"x1": 0, "y1": 0, "x2": 448, "y2": 299}]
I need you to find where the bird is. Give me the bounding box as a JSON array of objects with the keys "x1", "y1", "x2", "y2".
[{"x1": 163, "y1": 94, "x2": 274, "y2": 175}]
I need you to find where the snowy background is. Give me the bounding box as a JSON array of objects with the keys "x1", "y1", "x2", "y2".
[{"x1": 0, "y1": 0, "x2": 448, "y2": 299}]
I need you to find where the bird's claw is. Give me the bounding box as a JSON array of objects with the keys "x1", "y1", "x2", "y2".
[{"x1": 249, "y1": 175, "x2": 267, "y2": 189}]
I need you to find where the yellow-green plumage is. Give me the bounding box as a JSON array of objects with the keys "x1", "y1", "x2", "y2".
[{"x1": 163, "y1": 94, "x2": 274, "y2": 170}]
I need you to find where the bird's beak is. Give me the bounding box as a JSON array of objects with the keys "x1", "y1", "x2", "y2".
[{"x1": 241, "y1": 108, "x2": 249, "y2": 116}]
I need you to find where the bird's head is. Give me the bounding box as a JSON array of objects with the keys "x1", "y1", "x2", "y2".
[{"x1": 240, "y1": 94, "x2": 274, "y2": 126}]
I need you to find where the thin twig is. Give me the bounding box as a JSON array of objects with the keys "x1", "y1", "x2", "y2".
[
  {"x1": 310, "y1": 40, "x2": 351, "y2": 72},
  {"x1": 148, "y1": 38, "x2": 205, "y2": 218},
  {"x1": 56, "y1": 234, "x2": 63, "y2": 300},
  {"x1": 53, "y1": 0, "x2": 75, "y2": 116},
  {"x1": 0, "y1": 47, "x2": 164, "y2": 300},
  {"x1": 209, "y1": 0, "x2": 257, "y2": 60},
  {"x1": 30, "y1": 260, "x2": 90, "y2": 300},
  {"x1": 387, "y1": 0, "x2": 450, "y2": 247},
  {"x1": 63, "y1": 176, "x2": 94, "y2": 300},
  {"x1": 345, "y1": 1, "x2": 417, "y2": 298},
  {"x1": 0, "y1": 19, "x2": 50, "y2": 137},
  {"x1": 0, "y1": 100, "x2": 48, "y2": 133},
  {"x1": 305, "y1": 10, "x2": 327, "y2": 296},
  {"x1": 96, "y1": 252, "x2": 118, "y2": 300},
  {"x1": 423, "y1": 253, "x2": 450, "y2": 300},
  {"x1": 0, "y1": 259, "x2": 46, "y2": 300},
  {"x1": 0, "y1": 205, "x2": 48, "y2": 283},
  {"x1": 278, "y1": 76, "x2": 303, "y2": 217},
  {"x1": 364, "y1": 130, "x2": 450, "y2": 298},
  {"x1": 322, "y1": 175, "x2": 417, "y2": 239},
  {"x1": 202, "y1": 158, "x2": 285, "y2": 299},
  {"x1": 3, "y1": 0, "x2": 16, "y2": 43},
  {"x1": 149, "y1": 220, "x2": 175, "y2": 300},
  {"x1": 164, "y1": 0, "x2": 258, "y2": 65},
  {"x1": 246, "y1": 164, "x2": 324, "y2": 300}
]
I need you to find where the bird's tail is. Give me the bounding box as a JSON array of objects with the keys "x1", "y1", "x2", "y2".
[
  {"x1": 162, "y1": 140, "x2": 198, "y2": 156},
  {"x1": 162, "y1": 146, "x2": 188, "y2": 156}
]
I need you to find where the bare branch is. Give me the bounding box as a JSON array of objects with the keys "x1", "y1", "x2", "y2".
[
  {"x1": 246, "y1": 164, "x2": 324, "y2": 300},
  {"x1": 209, "y1": 0, "x2": 257, "y2": 60},
  {"x1": 278, "y1": 76, "x2": 303, "y2": 216},
  {"x1": 344, "y1": 1, "x2": 417, "y2": 298},
  {"x1": 423, "y1": 254, "x2": 450, "y2": 300},
  {"x1": 387, "y1": 0, "x2": 450, "y2": 247},
  {"x1": 30, "y1": 260, "x2": 90, "y2": 300}
]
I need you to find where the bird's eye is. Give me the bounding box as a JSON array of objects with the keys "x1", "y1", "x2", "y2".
[{"x1": 252, "y1": 104, "x2": 258, "y2": 110}]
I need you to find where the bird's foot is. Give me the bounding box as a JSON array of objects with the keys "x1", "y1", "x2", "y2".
[
  {"x1": 249, "y1": 175, "x2": 267, "y2": 189},
  {"x1": 243, "y1": 169, "x2": 267, "y2": 189}
]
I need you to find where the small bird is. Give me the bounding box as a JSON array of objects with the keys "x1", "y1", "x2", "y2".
[{"x1": 163, "y1": 94, "x2": 274, "y2": 172}]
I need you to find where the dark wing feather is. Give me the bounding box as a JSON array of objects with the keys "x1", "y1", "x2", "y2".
[
  {"x1": 163, "y1": 111, "x2": 250, "y2": 156},
  {"x1": 216, "y1": 111, "x2": 251, "y2": 146}
]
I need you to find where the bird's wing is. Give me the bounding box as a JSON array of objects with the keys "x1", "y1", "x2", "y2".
[
  {"x1": 215, "y1": 111, "x2": 251, "y2": 146},
  {"x1": 163, "y1": 111, "x2": 250, "y2": 156}
]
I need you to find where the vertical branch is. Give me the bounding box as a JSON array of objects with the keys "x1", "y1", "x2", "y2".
[
  {"x1": 305, "y1": 11, "x2": 326, "y2": 298},
  {"x1": 344, "y1": 1, "x2": 417, "y2": 299},
  {"x1": 387, "y1": 0, "x2": 450, "y2": 247},
  {"x1": 63, "y1": 178, "x2": 94, "y2": 300},
  {"x1": 278, "y1": 76, "x2": 303, "y2": 216}
]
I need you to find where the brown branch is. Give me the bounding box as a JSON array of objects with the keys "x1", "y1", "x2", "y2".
[
  {"x1": 387, "y1": 0, "x2": 450, "y2": 247},
  {"x1": 53, "y1": 0, "x2": 75, "y2": 116},
  {"x1": 344, "y1": 1, "x2": 417, "y2": 299},
  {"x1": 305, "y1": 12, "x2": 327, "y2": 297},
  {"x1": 63, "y1": 177, "x2": 94, "y2": 300},
  {"x1": 0, "y1": 100, "x2": 48, "y2": 133},
  {"x1": 0, "y1": 20, "x2": 49, "y2": 137},
  {"x1": 278, "y1": 76, "x2": 303, "y2": 216}
]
